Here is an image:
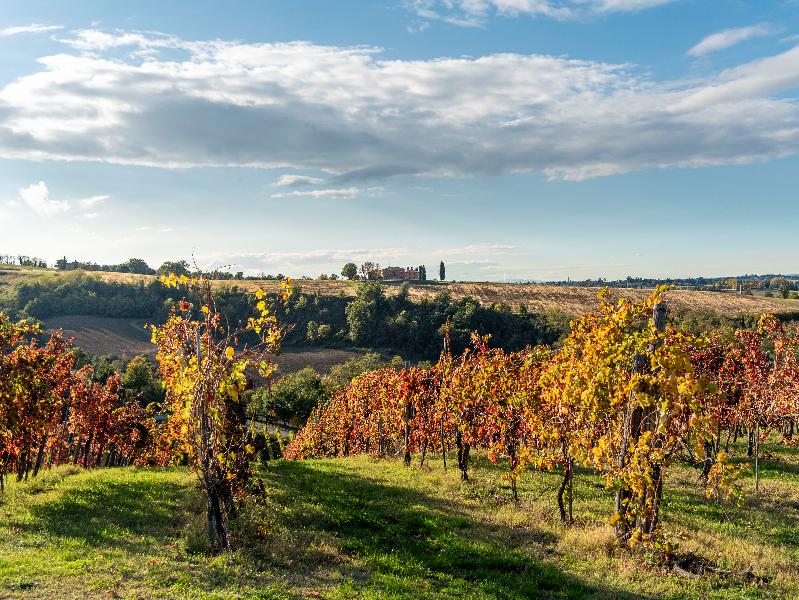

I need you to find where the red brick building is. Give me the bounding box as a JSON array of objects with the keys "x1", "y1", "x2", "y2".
[{"x1": 379, "y1": 266, "x2": 420, "y2": 280}]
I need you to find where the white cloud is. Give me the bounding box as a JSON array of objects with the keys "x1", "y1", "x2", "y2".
[
  {"x1": 407, "y1": 0, "x2": 675, "y2": 25},
  {"x1": 271, "y1": 187, "x2": 361, "y2": 199},
  {"x1": 18, "y1": 181, "x2": 70, "y2": 216},
  {"x1": 688, "y1": 23, "x2": 778, "y2": 57},
  {"x1": 77, "y1": 194, "x2": 110, "y2": 208},
  {"x1": 0, "y1": 23, "x2": 63, "y2": 37},
  {"x1": 273, "y1": 174, "x2": 325, "y2": 187},
  {"x1": 79, "y1": 212, "x2": 99, "y2": 219},
  {"x1": 1, "y1": 30, "x2": 799, "y2": 182}
]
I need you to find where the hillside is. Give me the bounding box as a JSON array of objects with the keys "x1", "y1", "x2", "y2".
[
  {"x1": 43, "y1": 314, "x2": 363, "y2": 373},
  {"x1": 1, "y1": 449, "x2": 797, "y2": 599},
  {"x1": 9, "y1": 267, "x2": 799, "y2": 317}
]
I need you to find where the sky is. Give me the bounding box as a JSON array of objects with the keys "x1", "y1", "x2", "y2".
[{"x1": 0, "y1": 0, "x2": 798, "y2": 281}]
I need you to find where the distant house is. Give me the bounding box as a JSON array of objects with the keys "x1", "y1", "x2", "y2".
[{"x1": 378, "y1": 266, "x2": 420, "y2": 281}]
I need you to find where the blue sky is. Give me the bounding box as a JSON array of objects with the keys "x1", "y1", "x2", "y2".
[{"x1": 0, "y1": 0, "x2": 798, "y2": 281}]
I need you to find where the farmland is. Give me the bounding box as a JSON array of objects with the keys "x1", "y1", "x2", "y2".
[
  {"x1": 91, "y1": 271, "x2": 799, "y2": 316},
  {"x1": 4, "y1": 266, "x2": 798, "y2": 317},
  {"x1": 43, "y1": 314, "x2": 363, "y2": 374}
]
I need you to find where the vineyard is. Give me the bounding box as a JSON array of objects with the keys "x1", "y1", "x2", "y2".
[
  {"x1": 286, "y1": 288, "x2": 799, "y2": 547},
  {"x1": 3, "y1": 279, "x2": 799, "y2": 597}
]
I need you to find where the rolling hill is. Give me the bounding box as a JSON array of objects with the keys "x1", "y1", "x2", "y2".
[{"x1": 81, "y1": 270, "x2": 799, "y2": 316}]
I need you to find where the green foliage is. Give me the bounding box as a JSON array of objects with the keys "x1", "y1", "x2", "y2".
[
  {"x1": 5, "y1": 272, "x2": 181, "y2": 320},
  {"x1": 341, "y1": 262, "x2": 357, "y2": 280},
  {"x1": 156, "y1": 260, "x2": 190, "y2": 277},
  {"x1": 116, "y1": 258, "x2": 155, "y2": 275},
  {"x1": 90, "y1": 355, "x2": 123, "y2": 383},
  {"x1": 345, "y1": 281, "x2": 388, "y2": 344},
  {"x1": 250, "y1": 367, "x2": 326, "y2": 425},
  {"x1": 121, "y1": 355, "x2": 164, "y2": 405}
]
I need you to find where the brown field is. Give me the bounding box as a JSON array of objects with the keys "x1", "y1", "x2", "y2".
[
  {"x1": 44, "y1": 314, "x2": 363, "y2": 371},
  {"x1": 45, "y1": 315, "x2": 154, "y2": 359},
  {"x1": 89, "y1": 271, "x2": 799, "y2": 316}
]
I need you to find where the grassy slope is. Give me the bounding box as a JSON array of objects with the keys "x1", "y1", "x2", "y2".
[{"x1": 1, "y1": 445, "x2": 798, "y2": 599}]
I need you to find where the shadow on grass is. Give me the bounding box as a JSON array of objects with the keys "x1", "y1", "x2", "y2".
[
  {"x1": 258, "y1": 459, "x2": 649, "y2": 599},
  {"x1": 666, "y1": 478, "x2": 799, "y2": 551},
  {"x1": 18, "y1": 471, "x2": 186, "y2": 552}
]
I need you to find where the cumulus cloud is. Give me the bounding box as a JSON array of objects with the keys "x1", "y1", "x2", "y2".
[
  {"x1": 407, "y1": 0, "x2": 675, "y2": 25},
  {"x1": 1, "y1": 29, "x2": 799, "y2": 181},
  {"x1": 0, "y1": 23, "x2": 63, "y2": 37},
  {"x1": 273, "y1": 174, "x2": 325, "y2": 187},
  {"x1": 18, "y1": 181, "x2": 69, "y2": 216},
  {"x1": 688, "y1": 23, "x2": 778, "y2": 57}
]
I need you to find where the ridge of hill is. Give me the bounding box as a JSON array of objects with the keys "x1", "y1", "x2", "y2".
[{"x1": 38, "y1": 269, "x2": 799, "y2": 316}]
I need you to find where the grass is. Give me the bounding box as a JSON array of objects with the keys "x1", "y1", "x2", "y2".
[{"x1": 1, "y1": 445, "x2": 798, "y2": 599}]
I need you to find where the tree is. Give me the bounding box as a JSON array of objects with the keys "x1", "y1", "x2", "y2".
[
  {"x1": 439, "y1": 261, "x2": 446, "y2": 281},
  {"x1": 360, "y1": 262, "x2": 379, "y2": 279},
  {"x1": 250, "y1": 368, "x2": 326, "y2": 426},
  {"x1": 56, "y1": 256, "x2": 68, "y2": 271},
  {"x1": 419, "y1": 265, "x2": 427, "y2": 281},
  {"x1": 345, "y1": 281, "x2": 387, "y2": 345},
  {"x1": 157, "y1": 260, "x2": 191, "y2": 277},
  {"x1": 341, "y1": 263, "x2": 357, "y2": 280},
  {"x1": 117, "y1": 258, "x2": 155, "y2": 275},
  {"x1": 121, "y1": 355, "x2": 164, "y2": 406}
]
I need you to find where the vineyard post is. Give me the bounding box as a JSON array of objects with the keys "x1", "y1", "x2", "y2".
[
  {"x1": 754, "y1": 422, "x2": 760, "y2": 494},
  {"x1": 403, "y1": 361, "x2": 415, "y2": 466},
  {"x1": 567, "y1": 456, "x2": 574, "y2": 524},
  {"x1": 378, "y1": 416, "x2": 384, "y2": 458},
  {"x1": 440, "y1": 420, "x2": 447, "y2": 470},
  {"x1": 403, "y1": 401, "x2": 413, "y2": 466}
]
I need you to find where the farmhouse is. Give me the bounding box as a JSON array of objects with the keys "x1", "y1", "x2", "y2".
[{"x1": 378, "y1": 266, "x2": 420, "y2": 280}]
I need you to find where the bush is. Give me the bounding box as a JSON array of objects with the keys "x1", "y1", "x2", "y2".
[{"x1": 250, "y1": 368, "x2": 326, "y2": 425}]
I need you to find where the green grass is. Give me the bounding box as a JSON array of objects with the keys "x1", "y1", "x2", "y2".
[{"x1": 1, "y1": 445, "x2": 798, "y2": 599}]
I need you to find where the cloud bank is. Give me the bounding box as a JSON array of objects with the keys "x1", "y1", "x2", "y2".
[{"x1": 0, "y1": 29, "x2": 798, "y2": 181}]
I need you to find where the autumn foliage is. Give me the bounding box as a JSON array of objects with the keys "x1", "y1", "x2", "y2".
[
  {"x1": 286, "y1": 289, "x2": 799, "y2": 547},
  {"x1": 0, "y1": 313, "x2": 167, "y2": 491}
]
